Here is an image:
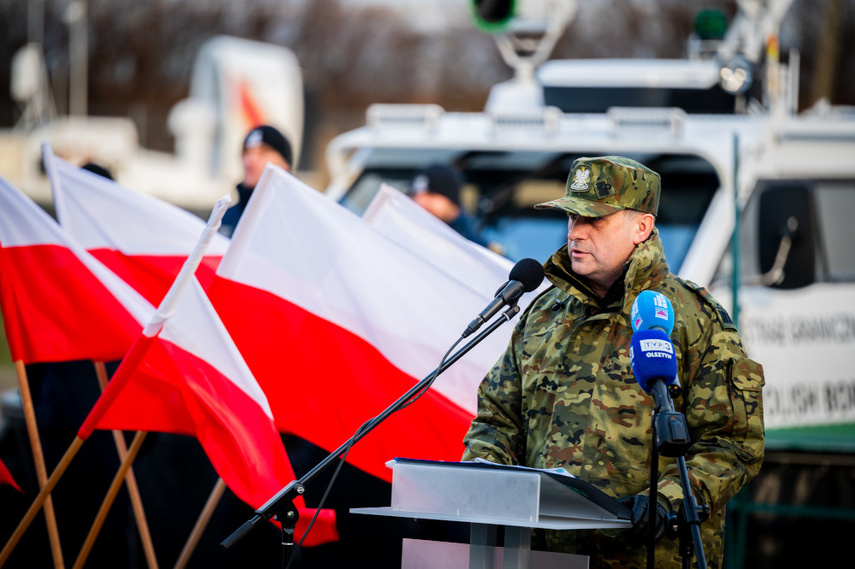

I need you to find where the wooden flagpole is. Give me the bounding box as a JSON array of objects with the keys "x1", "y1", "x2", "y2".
[
  {"x1": 71, "y1": 431, "x2": 148, "y2": 569},
  {"x1": 0, "y1": 363, "x2": 161, "y2": 569},
  {"x1": 0, "y1": 421, "x2": 83, "y2": 566},
  {"x1": 13, "y1": 359, "x2": 65, "y2": 569},
  {"x1": 92, "y1": 361, "x2": 159, "y2": 569},
  {"x1": 173, "y1": 477, "x2": 227, "y2": 569}
]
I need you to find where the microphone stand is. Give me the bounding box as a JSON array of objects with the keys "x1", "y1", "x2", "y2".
[
  {"x1": 221, "y1": 304, "x2": 522, "y2": 567},
  {"x1": 646, "y1": 381, "x2": 708, "y2": 569}
]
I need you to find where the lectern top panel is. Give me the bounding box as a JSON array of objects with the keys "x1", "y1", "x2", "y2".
[{"x1": 376, "y1": 458, "x2": 631, "y2": 528}]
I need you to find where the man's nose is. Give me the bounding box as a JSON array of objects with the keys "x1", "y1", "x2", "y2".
[{"x1": 568, "y1": 217, "x2": 586, "y2": 239}]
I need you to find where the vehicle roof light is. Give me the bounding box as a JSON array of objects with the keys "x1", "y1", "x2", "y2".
[{"x1": 719, "y1": 55, "x2": 754, "y2": 95}]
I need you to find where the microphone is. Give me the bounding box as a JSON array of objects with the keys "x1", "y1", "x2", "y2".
[
  {"x1": 630, "y1": 299, "x2": 699, "y2": 565},
  {"x1": 630, "y1": 330, "x2": 691, "y2": 457},
  {"x1": 630, "y1": 289, "x2": 681, "y2": 398},
  {"x1": 631, "y1": 290, "x2": 675, "y2": 334},
  {"x1": 463, "y1": 258, "x2": 544, "y2": 338}
]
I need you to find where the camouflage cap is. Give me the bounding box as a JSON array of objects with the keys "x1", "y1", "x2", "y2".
[{"x1": 535, "y1": 156, "x2": 661, "y2": 217}]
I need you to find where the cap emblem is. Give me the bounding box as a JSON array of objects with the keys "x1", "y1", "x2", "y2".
[{"x1": 570, "y1": 167, "x2": 591, "y2": 191}]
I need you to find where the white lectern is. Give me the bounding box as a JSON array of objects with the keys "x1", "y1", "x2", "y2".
[{"x1": 352, "y1": 459, "x2": 633, "y2": 569}]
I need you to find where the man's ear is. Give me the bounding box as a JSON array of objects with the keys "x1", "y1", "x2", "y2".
[{"x1": 632, "y1": 213, "x2": 656, "y2": 245}]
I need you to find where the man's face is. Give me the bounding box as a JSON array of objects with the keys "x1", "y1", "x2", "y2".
[
  {"x1": 412, "y1": 192, "x2": 460, "y2": 223},
  {"x1": 242, "y1": 143, "x2": 290, "y2": 188},
  {"x1": 567, "y1": 210, "x2": 650, "y2": 297}
]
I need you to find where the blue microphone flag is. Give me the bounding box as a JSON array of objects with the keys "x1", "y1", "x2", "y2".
[{"x1": 631, "y1": 290, "x2": 675, "y2": 334}]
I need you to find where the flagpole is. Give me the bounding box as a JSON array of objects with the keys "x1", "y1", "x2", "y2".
[
  {"x1": 2, "y1": 332, "x2": 156, "y2": 567},
  {"x1": 173, "y1": 477, "x2": 227, "y2": 569},
  {"x1": 0, "y1": 429, "x2": 83, "y2": 566},
  {"x1": 92, "y1": 361, "x2": 159, "y2": 569},
  {"x1": 146, "y1": 194, "x2": 231, "y2": 332},
  {"x1": 13, "y1": 360, "x2": 65, "y2": 569},
  {"x1": 153, "y1": 195, "x2": 232, "y2": 568},
  {"x1": 71, "y1": 431, "x2": 148, "y2": 569}
]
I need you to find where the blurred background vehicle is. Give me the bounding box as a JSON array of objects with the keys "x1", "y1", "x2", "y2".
[{"x1": 1, "y1": 34, "x2": 303, "y2": 211}]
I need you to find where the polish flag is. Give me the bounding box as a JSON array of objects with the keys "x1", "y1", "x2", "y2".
[
  {"x1": 0, "y1": 175, "x2": 153, "y2": 364},
  {"x1": 76, "y1": 202, "x2": 337, "y2": 545},
  {"x1": 363, "y1": 183, "x2": 544, "y2": 314},
  {"x1": 207, "y1": 166, "x2": 518, "y2": 483},
  {"x1": 43, "y1": 143, "x2": 230, "y2": 306},
  {"x1": 0, "y1": 457, "x2": 21, "y2": 493}
]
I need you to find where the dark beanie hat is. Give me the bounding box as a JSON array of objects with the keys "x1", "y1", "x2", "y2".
[
  {"x1": 243, "y1": 125, "x2": 293, "y2": 166},
  {"x1": 410, "y1": 163, "x2": 463, "y2": 206}
]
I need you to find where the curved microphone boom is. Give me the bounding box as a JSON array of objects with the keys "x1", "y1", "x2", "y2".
[
  {"x1": 630, "y1": 291, "x2": 681, "y2": 398},
  {"x1": 462, "y1": 258, "x2": 544, "y2": 338}
]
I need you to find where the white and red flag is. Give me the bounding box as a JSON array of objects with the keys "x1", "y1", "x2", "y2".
[
  {"x1": 75, "y1": 199, "x2": 337, "y2": 546},
  {"x1": 362, "y1": 182, "x2": 545, "y2": 325},
  {"x1": 43, "y1": 143, "x2": 230, "y2": 305},
  {"x1": 207, "y1": 166, "x2": 518, "y2": 483},
  {"x1": 0, "y1": 174, "x2": 153, "y2": 363},
  {"x1": 363, "y1": 183, "x2": 515, "y2": 287}
]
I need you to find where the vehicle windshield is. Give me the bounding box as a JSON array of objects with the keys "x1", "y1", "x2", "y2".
[{"x1": 340, "y1": 150, "x2": 720, "y2": 271}]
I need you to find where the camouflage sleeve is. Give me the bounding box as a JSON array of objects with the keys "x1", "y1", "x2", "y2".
[
  {"x1": 461, "y1": 319, "x2": 528, "y2": 465},
  {"x1": 657, "y1": 320, "x2": 765, "y2": 515}
]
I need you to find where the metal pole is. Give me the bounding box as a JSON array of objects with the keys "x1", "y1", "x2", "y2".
[
  {"x1": 68, "y1": 0, "x2": 88, "y2": 117},
  {"x1": 731, "y1": 132, "x2": 741, "y2": 328}
]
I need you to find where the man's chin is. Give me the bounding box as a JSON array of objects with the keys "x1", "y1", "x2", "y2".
[{"x1": 570, "y1": 255, "x2": 591, "y2": 274}]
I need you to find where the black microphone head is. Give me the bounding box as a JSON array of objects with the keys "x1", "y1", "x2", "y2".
[{"x1": 509, "y1": 258, "x2": 545, "y2": 292}]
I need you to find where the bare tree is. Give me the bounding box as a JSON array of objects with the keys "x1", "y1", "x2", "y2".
[{"x1": 0, "y1": 0, "x2": 853, "y2": 160}]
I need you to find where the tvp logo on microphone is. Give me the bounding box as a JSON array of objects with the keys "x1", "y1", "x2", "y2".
[{"x1": 637, "y1": 338, "x2": 674, "y2": 357}]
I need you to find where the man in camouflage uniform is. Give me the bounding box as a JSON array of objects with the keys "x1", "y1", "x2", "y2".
[{"x1": 462, "y1": 156, "x2": 765, "y2": 568}]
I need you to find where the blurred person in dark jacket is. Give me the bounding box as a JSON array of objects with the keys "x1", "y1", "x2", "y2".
[
  {"x1": 408, "y1": 163, "x2": 490, "y2": 248},
  {"x1": 219, "y1": 125, "x2": 292, "y2": 237}
]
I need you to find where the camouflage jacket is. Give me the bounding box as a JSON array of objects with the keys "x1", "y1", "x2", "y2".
[{"x1": 462, "y1": 229, "x2": 765, "y2": 569}]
